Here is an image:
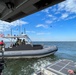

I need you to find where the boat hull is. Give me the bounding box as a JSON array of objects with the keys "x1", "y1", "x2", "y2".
[{"x1": 0, "y1": 46, "x2": 58, "y2": 59}]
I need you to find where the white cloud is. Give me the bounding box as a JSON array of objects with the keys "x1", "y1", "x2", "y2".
[
  {"x1": 55, "y1": 11, "x2": 61, "y2": 14},
  {"x1": 66, "y1": 15, "x2": 76, "y2": 20},
  {"x1": 54, "y1": 0, "x2": 76, "y2": 21},
  {"x1": 48, "y1": 14, "x2": 53, "y2": 17},
  {"x1": 52, "y1": 8, "x2": 57, "y2": 12},
  {"x1": 58, "y1": 0, "x2": 76, "y2": 14},
  {"x1": 36, "y1": 24, "x2": 48, "y2": 28},
  {"x1": 26, "y1": 30, "x2": 35, "y2": 33},
  {"x1": 36, "y1": 32, "x2": 45, "y2": 35},
  {"x1": 36, "y1": 32, "x2": 50, "y2": 35},
  {"x1": 45, "y1": 20, "x2": 53, "y2": 24},
  {"x1": 42, "y1": 8, "x2": 50, "y2": 13},
  {"x1": 0, "y1": 20, "x2": 28, "y2": 32},
  {"x1": 48, "y1": 14, "x2": 57, "y2": 21},
  {"x1": 61, "y1": 13, "x2": 69, "y2": 19},
  {"x1": 40, "y1": 0, "x2": 76, "y2": 24}
]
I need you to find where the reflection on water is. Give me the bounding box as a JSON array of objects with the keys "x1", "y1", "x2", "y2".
[{"x1": 3, "y1": 55, "x2": 58, "y2": 75}]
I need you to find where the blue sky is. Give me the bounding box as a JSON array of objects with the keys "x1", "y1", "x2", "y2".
[{"x1": 0, "y1": 0, "x2": 76, "y2": 41}]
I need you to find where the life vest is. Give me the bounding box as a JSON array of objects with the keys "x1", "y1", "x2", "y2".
[{"x1": 0, "y1": 42, "x2": 4, "y2": 45}]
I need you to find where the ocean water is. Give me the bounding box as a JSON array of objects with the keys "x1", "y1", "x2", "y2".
[{"x1": 2, "y1": 41, "x2": 76, "y2": 75}]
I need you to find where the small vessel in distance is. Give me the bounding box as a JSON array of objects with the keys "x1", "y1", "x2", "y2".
[{"x1": 0, "y1": 34, "x2": 58, "y2": 59}]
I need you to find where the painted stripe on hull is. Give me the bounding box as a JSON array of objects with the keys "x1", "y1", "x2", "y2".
[{"x1": 0, "y1": 51, "x2": 56, "y2": 59}]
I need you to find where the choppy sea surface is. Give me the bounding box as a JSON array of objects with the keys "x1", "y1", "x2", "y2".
[{"x1": 2, "y1": 41, "x2": 76, "y2": 75}]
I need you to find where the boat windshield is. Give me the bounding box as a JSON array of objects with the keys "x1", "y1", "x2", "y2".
[{"x1": 3, "y1": 34, "x2": 32, "y2": 47}]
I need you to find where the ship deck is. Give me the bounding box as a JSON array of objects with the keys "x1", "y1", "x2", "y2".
[{"x1": 34, "y1": 59, "x2": 76, "y2": 75}]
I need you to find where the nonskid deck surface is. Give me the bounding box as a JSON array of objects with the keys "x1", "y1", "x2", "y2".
[{"x1": 36, "y1": 59, "x2": 76, "y2": 75}]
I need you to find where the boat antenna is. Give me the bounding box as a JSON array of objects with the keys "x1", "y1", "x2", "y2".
[
  {"x1": 24, "y1": 28, "x2": 26, "y2": 34},
  {"x1": 10, "y1": 28, "x2": 13, "y2": 45},
  {"x1": 11, "y1": 28, "x2": 12, "y2": 36},
  {"x1": 19, "y1": 20, "x2": 21, "y2": 35}
]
